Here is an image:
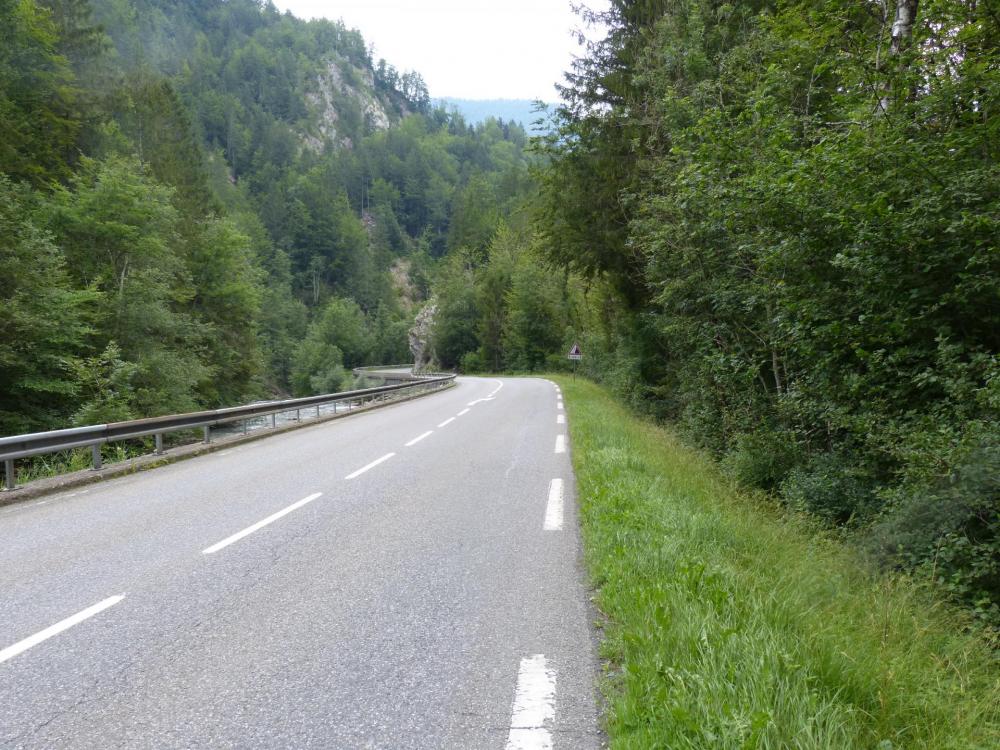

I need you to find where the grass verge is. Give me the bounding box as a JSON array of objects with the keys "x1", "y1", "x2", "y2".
[{"x1": 557, "y1": 376, "x2": 999, "y2": 749}]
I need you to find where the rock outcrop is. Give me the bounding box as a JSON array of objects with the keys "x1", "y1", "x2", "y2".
[
  {"x1": 302, "y1": 58, "x2": 394, "y2": 152},
  {"x1": 409, "y1": 302, "x2": 438, "y2": 373}
]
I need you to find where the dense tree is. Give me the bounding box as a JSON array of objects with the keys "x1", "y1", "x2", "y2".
[
  {"x1": 116, "y1": 75, "x2": 218, "y2": 216},
  {"x1": 535, "y1": 0, "x2": 1000, "y2": 625},
  {"x1": 502, "y1": 248, "x2": 566, "y2": 372},
  {"x1": 430, "y1": 252, "x2": 481, "y2": 370},
  {"x1": 0, "y1": 0, "x2": 80, "y2": 183},
  {"x1": 290, "y1": 296, "x2": 375, "y2": 396},
  {"x1": 424, "y1": 217, "x2": 574, "y2": 375},
  {"x1": 446, "y1": 173, "x2": 501, "y2": 256},
  {"x1": 41, "y1": 156, "x2": 213, "y2": 416},
  {"x1": 0, "y1": 177, "x2": 95, "y2": 434},
  {"x1": 185, "y1": 215, "x2": 264, "y2": 405}
]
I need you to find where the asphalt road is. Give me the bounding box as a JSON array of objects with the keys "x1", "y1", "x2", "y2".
[{"x1": 0, "y1": 377, "x2": 602, "y2": 749}]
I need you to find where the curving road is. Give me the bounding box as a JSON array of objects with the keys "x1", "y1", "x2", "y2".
[{"x1": 0, "y1": 377, "x2": 601, "y2": 749}]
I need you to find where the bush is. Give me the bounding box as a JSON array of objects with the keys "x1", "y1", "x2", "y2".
[
  {"x1": 865, "y1": 440, "x2": 1000, "y2": 629},
  {"x1": 459, "y1": 350, "x2": 485, "y2": 373},
  {"x1": 722, "y1": 429, "x2": 801, "y2": 493},
  {"x1": 781, "y1": 451, "x2": 877, "y2": 525}
]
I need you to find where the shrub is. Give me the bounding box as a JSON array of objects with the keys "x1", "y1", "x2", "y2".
[
  {"x1": 722, "y1": 429, "x2": 802, "y2": 493},
  {"x1": 865, "y1": 440, "x2": 1000, "y2": 629},
  {"x1": 781, "y1": 451, "x2": 878, "y2": 525}
]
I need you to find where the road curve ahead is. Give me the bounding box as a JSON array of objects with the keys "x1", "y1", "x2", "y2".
[{"x1": 0, "y1": 377, "x2": 601, "y2": 749}]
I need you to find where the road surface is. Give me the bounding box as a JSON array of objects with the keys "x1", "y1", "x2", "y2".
[{"x1": 0, "y1": 377, "x2": 601, "y2": 749}]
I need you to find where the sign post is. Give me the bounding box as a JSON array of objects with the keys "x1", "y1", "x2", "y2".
[{"x1": 567, "y1": 343, "x2": 583, "y2": 380}]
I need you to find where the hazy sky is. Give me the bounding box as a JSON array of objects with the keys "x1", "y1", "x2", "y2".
[{"x1": 270, "y1": 1, "x2": 608, "y2": 101}]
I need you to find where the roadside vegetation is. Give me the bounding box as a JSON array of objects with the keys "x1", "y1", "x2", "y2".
[
  {"x1": 428, "y1": 0, "x2": 1000, "y2": 633},
  {"x1": 559, "y1": 376, "x2": 999, "y2": 749}
]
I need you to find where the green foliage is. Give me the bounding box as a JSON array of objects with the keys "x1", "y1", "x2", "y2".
[
  {"x1": 722, "y1": 429, "x2": 803, "y2": 496},
  {"x1": 430, "y1": 253, "x2": 480, "y2": 370},
  {"x1": 446, "y1": 173, "x2": 500, "y2": 255},
  {"x1": 0, "y1": 0, "x2": 79, "y2": 183},
  {"x1": 502, "y1": 247, "x2": 567, "y2": 372},
  {"x1": 0, "y1": 0, "x2": 536, "y2": 438},
  {"x1": 867, "y1": 426, "x2": 1000, "y2": 628},
  {"x1": 428, "y1": 220, "x2": 576, "y2": 373},
  {"x1": 186, "y1": 215, "x2": 264, "y2": 405},
  {"x1": 369, "y1": 302, "x2": 411, "y2": 365},
  {"x1": 290, "y1": 296, "x2": 373, "y2": 396},
  {"x1": 290, "y1": 337, "x2": 347, "y2": 397},
  {"x1": 780, "y1": 451, "x2": 877, "y2": 526},
  {"x1": 537, "y1": 0, "x2": 1000, "y2": 624},
  {"x1": 239, "y1": 210, "x2": 307, "y2": 392},
  {"x1": 474, "y1": 225, "x2": 519, "y2": 371},
  {"x1": 115, "y1": 75, "x2": 218, "y2": 216},
  {"x1": 0, "y1": 176, "x2": 95, "y2": 434},
  {"x1": 41, "y1": 155, "x2": 212, "y2": 416},
  {"x1": 71, "y1": 340, "x2": 137, "y2": 424}
]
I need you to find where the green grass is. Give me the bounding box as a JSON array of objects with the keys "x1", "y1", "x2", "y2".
[{"x1": 557, "y1": 376, "x2": 999, "y2": 749}]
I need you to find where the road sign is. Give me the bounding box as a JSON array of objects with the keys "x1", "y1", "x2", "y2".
[{"x1": 567, "y1": 343, "x2": 582, "y2": 361}]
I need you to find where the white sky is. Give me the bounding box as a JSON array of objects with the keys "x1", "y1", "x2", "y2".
[{"x1": 271, "y1": 0, "x2": 608, "y2": 101}]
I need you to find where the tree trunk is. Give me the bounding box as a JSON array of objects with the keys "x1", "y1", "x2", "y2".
[
  {"x1": 878, "y1": 0, "x2": 920, "y2": 113},
  {"x1": 890, "y1": 0, "x2": 919, "y2": 56}
]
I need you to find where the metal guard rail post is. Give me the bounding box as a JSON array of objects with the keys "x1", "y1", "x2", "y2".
[{"x1": 0, "y1": 374, "x2": 455, "y2": 491}]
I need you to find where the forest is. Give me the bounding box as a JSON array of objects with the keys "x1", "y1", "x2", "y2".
[
  {"x1": 550, "y1": 0, "x2": 999, "y2": 628},
  {"x1": 428, "y1": 0, "x2": 1000, "y2": 629},
  {"x1": 1, "y1": 0, "x2": 998, "y2": 627},
  {"x1": 1, "y1": 0, "x2": 533, "y2": 430}
]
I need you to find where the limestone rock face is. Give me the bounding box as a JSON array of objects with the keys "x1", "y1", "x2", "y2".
[
  {"x1": 302, "y1": 58, "x2": 394, "y2": 153},
  {"x1": 409, "y1": 302, "x2": 438, "y2": 373}
]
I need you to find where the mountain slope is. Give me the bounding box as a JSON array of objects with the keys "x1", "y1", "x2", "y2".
[{"x1": 0, "y1": 0, "x2": 534, "y2": 436}]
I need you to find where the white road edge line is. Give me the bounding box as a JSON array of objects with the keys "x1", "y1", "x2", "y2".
[
  {"x1": 203, "y1": 492, "x2": 323, "y2": 554},
  {"x1": 438, "y1": 417, "x2": 456, "y2": 428},
  {"x1": 345, "y1": 453, "x2": 396, "y2": 480},
  {"x1": 505, "y1": 654, "x2": 556, "y2": 750},
  {"x1": 457, "y1": 408, "x2": 470, "y2": 416},
  {"x1": 544, "y1": 479, "x2": 564, "y2": 531},
  {"x1": 0, "y1": 595, "x2": 125, "y2": 665},
  {"x1": 557, "y1": 414, "x2": 565, "y2": 425},
  {"x1": 405, "y1": 431, "x2": 433, "y2": 447},
  {"x1": 556, "y1": 402, "x2": 563, "y2": 411},
  {"x1": 555, "y1": 435, "x2": 566, "y2": 454}
]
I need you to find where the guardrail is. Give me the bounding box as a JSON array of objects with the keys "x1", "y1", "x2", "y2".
[
  {"x1": 351, "y1": 364, "x2": 415, "y2": 372},
  {"x1": 351, "y1": 365, "x2": 420, "y2": 385},
  {"x1": 0, "y1": 373, "x2": 455, "y2": 491}
]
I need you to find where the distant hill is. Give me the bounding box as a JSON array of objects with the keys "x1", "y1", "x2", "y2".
[{"x1": 436, "y1": 98, "x2": 552, "y2": 131}]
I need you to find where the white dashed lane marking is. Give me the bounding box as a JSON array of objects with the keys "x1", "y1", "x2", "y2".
[
  {"x1": 203, "y1": 493, "x2": 323, "y2": 554},
  {"x1": 345, "y1": 453, "x2": 395, "y2": 480},
  {"x1": 505, "y1": 654, "x2": 556, "y2": 750},
  {"x1": 0, "y1": 595, "x2": 125, "y2": 665},
  {"x1": 544, "y1": 479, "x2": 564, "y2": 531}
]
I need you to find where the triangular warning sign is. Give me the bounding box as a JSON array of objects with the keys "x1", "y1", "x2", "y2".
[{"x1": 568, "y1": 343, "x2": 582, "y2": 356}]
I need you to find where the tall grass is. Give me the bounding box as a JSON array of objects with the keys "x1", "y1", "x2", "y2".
[{"x1": 559, "y1": 377, "x2": 999, "y2": 749}]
